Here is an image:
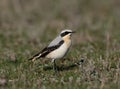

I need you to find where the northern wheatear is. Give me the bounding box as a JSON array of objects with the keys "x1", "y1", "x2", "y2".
[{"x1": 29, "y1": 29, "x2": 75, "y2": 72}]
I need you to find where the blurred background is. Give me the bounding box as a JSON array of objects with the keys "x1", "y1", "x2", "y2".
[
  {"x1": 0, "y1": 0, "x2": 120, "y2": 35},
  {"x1": 0, "y1": 0, "x2": 120, "y2": 39},
  {"x1": 0, "y1": 0, "x2": 120, "y2": 56},
  {"x1": 0, "y1": 0, "x2": 120, "y2": 49}
]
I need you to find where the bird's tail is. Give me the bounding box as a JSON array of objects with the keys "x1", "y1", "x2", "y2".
[{"x1": 28, "y1": 53, "x2": 41, "y2": 62}]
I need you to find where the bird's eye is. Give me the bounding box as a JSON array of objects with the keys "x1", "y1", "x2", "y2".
[{"x1": 61, "y1": 32, "x2": 71, "y2": 37}]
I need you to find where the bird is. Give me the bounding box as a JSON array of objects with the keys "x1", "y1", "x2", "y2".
[{"x1": 29, "y1": 29, "x2": 75, "y2": 72}]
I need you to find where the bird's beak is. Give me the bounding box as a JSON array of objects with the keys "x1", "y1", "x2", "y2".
[{"x1": 72, "y1": 31, "x2": 76, "y2": 33}]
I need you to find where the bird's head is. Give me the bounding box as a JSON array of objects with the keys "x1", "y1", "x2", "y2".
[{"x1": 60, "y1": 29, "x2": 75, "y2": 39}]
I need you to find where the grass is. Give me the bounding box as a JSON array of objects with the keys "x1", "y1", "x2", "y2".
[{"x1": 0, "y1": 0, "x2": 120, "y2": 89}]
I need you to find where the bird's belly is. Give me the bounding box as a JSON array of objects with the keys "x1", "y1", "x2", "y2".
[{"x1": 46, "y1": 43, "x2": 70, "y2": 59}]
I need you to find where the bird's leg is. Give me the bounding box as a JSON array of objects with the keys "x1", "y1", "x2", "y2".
[{"x1": 52, "y1": 59, "x2": 58, "y2": 73}]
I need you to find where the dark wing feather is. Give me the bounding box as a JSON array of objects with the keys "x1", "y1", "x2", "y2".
[
  {"x1": 29, "y1": 40, "x2": 64, "y2": 61},
  {"x1": 40, "y1": 40, "x2": 64, "y2": 57}
]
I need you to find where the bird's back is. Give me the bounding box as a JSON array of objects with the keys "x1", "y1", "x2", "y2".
[{"x1": 48, "y1": 36, "x2": 62, "y2": 47}]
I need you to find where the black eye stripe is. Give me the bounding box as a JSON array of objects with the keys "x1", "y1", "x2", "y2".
[{"x1": 61, "y1": 32, "x2": 71, "y2": 37}]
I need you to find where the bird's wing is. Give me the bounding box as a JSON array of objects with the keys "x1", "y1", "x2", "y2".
[
  {"x1": 39, "y1": 40, "x2": 64, "y2": 57},
  {"x1": 29, "y1": 40, "x2": 64, "y2": 61},
  {"x1": 48, "y1": 36, "x2": 62, "y2": 47}
]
